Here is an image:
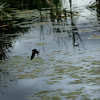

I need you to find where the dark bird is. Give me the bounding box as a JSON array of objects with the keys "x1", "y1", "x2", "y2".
[{"x1": 30, "y1": 49, "x2": 39, "y2": 60}]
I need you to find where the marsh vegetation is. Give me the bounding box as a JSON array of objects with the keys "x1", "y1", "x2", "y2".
[{"x1": 0, "y1": 0, "x2": 100, "y2": 100}]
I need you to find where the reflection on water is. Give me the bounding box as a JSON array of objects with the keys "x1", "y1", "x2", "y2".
[
  {"x1": 0, "y1": 0, "x2": 100, "y2": 100},
  {"x1": 0, "y1": 25, "x2": 30, "y2": 60},
  {"x1": 0, "y1": 0, "x2": 99, "y2": 60},
  {"x1": 0, "y1": 32, "x2": 13, "y2": 60},
  {"x1": 96, "y1": 0, "x2": 100, "y2": 15}
]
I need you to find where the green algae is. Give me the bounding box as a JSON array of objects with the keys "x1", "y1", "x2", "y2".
[
  {"x1": 51, "y1": 96, "x2": 61, "y2": 100},
  {"x1": 32, "y1": 95, "x2": 61, "y2": 100},
  {"x1": 55, "y1": 68, "x2": 66, "y2": 74},
  {"x1": 86, "y1": 78, "x2": 100, "y2": 84},
  {"x1": 91, "y1": 61, "x2": 100, "y2": 65},
  {"x1": 46, "y1": 80, "x2": 59, "y2": 85},
  {"x1": 50, "y1": 76, "x2": 63, "y2": 80},
  {"x1": 88, "y1": 67, "x2": 100, "y2": 75},
  {"x1": 35, "y1": 91, "x2": 51, "y2": 95},
  {"x1": 29, "y1": 89, "x2": 63, "y2": 100},
  {"x1": 90, "y1": 35, "x2": 100, "y2": 39},
  {"x1": 3, "y1": 84, "x2": 14, "y2": 87},
  {"x1": 35, "y1": 43, "x2": 46, "y2": 46},
  {"x1": 61, "y1": 91, "x2": 82, "y2": 96},
  {"x1": 60, "y1": 91, "x2": 83, "y2": 99},
  {"x1": 46, "y1": 74, "x2": 55, "y2": 76},
  {"x1": 69, "y1": 79, "x2": 84, "y2": 84},
  {"x1": 15, "y1": 74, "x2": 38, "y2": 79},
  {"x1": 48, "y1": 59, "x2": 55, "y2": 61},
  {"x1": 53, "y1": 65, "x2": 65, "y2": 69}
]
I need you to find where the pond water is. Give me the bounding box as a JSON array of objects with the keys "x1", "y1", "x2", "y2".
[{"x1": 0, "y1": 0, "x2": 100, "y2": 100}]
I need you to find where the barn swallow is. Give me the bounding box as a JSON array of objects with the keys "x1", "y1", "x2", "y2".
[{"x1": 30, "y1": 49, "x2": 39, "y2": 60}]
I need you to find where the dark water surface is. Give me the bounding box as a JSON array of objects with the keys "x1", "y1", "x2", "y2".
[{"x1": 0, "y1": 0, "x2": 100, "y2": 100}]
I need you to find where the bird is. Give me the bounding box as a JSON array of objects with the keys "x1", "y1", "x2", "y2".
[{"x1": 30, "y1": 49, "x2": 39, "y2": 60}]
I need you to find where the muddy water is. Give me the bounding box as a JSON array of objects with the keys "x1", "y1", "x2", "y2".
[{"x1": 0, "y1": 1, "x2": 100, "y2": 100}]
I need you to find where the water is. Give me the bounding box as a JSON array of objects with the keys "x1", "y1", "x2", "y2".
[{"x1": 0, "y1": 0, "x2": 100, "y2": 100}]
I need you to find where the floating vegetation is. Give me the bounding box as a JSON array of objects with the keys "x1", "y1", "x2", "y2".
[
  {"x1": 65, "y1": 92, "x2": 82, "y2": 99},
  {"x1": 0, "y1": 0, "x2": 100, "y2": 100},
  {"x1": 61, "y1": 91, "x2": 83, "y2": 96},
  {"x1": 15, "y1": 74, "x2": 38, "y2": 79},
  {"x1": 3, "y1": 85, "x2": 14, "y2": 87},
  {"x1": 81, "y1": 60, "x2": 90, "y2": 62},
  {"x1": 90, "y1": 35, "x2": 100, "y2": 39},
  {"x1": 56, "y1": 60, "x2": 65, "y2": 63},
  {"x1": 91, "y1": 61, "x2": 100, "y2": 65},
  {"x1": 46, "y1": 80, "x2": 59, "y2": 85},
  {"x1": 13, "y1": 55, "x2": 23, "y2": 59},
  {"x1": 27, "y1": 89, "x2": 63, "y2": 100},
  {"x1": 86, "y1": 77, "x2": 100, "y2": 85},
  {"x1": 32, "y1": 95, "x2": 61, "y2": 100},
  {"x1": 69, "y1": 79, "x2": 83, "y2": 84},
  {"x1": 67, "y1": 66, "x2": 83, "y2": 71},
  {"x1": 53, "y1": 50, "x2": 62, "y2": 53},
  {"x1": 53, "y1": 65, "x2": 64, "y2": 69},
  {"x1": 50, "y1": 76, "x2": 63, "y2": 80},
  {"x1": 69, "y1": 74, "x2": 82, "y2": 78},
  {"x1": 88, "y1": 67, "x2": 100, "y2": 75},
  {"x1": 35, "y1": 43, "x2": 46, "y2": 46},
  {"x1": 48, "y1": 59, "x2": 55, "y2": 61}
]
